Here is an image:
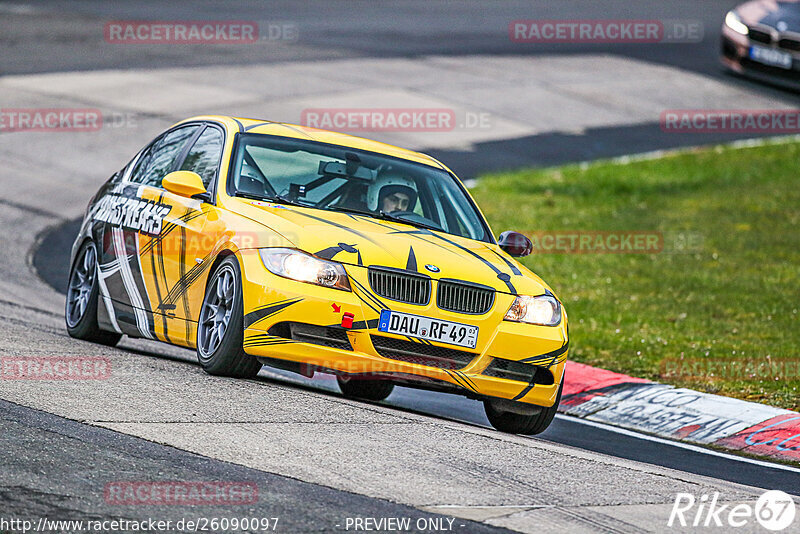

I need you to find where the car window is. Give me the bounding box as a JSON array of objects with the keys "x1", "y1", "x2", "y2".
[
  {"x1": 179, "y1": 126, "x2": 224, "y2": 189},
  {"x1": 130, "y1": 125, "x2": 200, "y2": 188},
  {"x1": 430, "y1": 177, "x2": 486, "y2": 240},
  {"x1": 231, "y1": 134, "x2": 491, "y2": 242}
]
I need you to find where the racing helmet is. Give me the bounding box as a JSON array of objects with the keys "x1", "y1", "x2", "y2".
[{"x1": 366, "y1": 170, "x2": 418, "y2": 212}]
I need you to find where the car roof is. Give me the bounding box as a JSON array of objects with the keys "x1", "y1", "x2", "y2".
[{"x1": 175, "y1": 115, "x2": 450, "y2": 171}]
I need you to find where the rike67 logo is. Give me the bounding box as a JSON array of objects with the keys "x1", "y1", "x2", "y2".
[{"x1": 669, "y1": 490, "x2": 795, "y2": 531}]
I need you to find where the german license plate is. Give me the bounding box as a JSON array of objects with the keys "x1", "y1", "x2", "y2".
[
  {"x1": 378, "y1": 310, "x2": 478, "y2": 349},
  {"x1": 749, "y1": 45, "x2": 792, "y2": 69}
]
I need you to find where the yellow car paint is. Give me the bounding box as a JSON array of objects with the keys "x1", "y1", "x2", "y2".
[{"x1": 96, "y1": 115, "x2": 568, "y2": 408}]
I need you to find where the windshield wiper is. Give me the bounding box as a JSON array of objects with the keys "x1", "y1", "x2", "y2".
[
  {"x1": 320, "y1": 205, "x2": 441, "y2": 232},
  {"x1": 234, "y1": 192, "x2": 309, "y2": 208},
  {"x1": 321, "y1": 206, "x2": 378, "y2": 218},
  {"x1": 242, "y1": 198, "x2": 442, "y2": 232},
  {"x1": 234, "y1": 191, "x2": 268, "y2": 201},
  {"x1": 378, "y1": 211, "x2": 442, "y2": 232}
]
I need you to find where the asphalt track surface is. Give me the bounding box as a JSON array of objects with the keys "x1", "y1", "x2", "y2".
[
  {"x1": 2, "y1": 1, "x2": 800, "y2": 532},
  {"x1": 33, "y1": 222, "x2": 800, "y2": 496},
  {"x1": 0, "y1": 400, "x2": 507, "y2": 533},
  {"x1": 23, "y1": 218, "x2": 800, "y2": 493},
  {"x1": 0, "y1": 0, "x2": 794, "y2": 80},
  {"x1": 4, "y1": 0, "x2": 799, "y2": 181},
  {"x1": 3, "y1": 0, "x2": 799, "y2": 179}
]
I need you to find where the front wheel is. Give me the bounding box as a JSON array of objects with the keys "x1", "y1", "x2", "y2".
[
  {"x1": 484, "y1": 379, "x2": 563, "y2": 435},
  {"x1": 65, "y1": 240, "x2": 122, "y2": 347},
  {"x1": 197, "y1": 257, "x2": 261, "y2": 378},
  {"x1": 337, "y1": 375, "x2": 394, "y2": 401}
]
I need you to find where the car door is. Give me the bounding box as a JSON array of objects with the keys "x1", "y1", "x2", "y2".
[
  {"x1": 134, "y1": 123, "x2": 226, "y2": 347},
  {"x1": 94, "y1": 124, "x2": 205, "y2": 343}
]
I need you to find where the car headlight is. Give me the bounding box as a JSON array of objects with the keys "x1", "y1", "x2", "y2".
[
  {"x1": 259, "y1": 248, "x2": 351, "y2": 291},
  {"x1": 724, "y1": 11, "x2": 748, "y2": 35},
  {"x1": 504, "y1": 294, "x2": 561, "y2": 326}
]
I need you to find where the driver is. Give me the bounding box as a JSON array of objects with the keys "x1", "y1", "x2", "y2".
[{"x1": 367, "y1": 170, "x2": 418, "y2": 214}]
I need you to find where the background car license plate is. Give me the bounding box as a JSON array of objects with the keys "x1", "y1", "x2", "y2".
[
  {"x1": 378, "y1": 310, "x2": 478, "y2": 349},
  {"x1": 749, "y1": 45, "x2": 792, "y2": 69}
]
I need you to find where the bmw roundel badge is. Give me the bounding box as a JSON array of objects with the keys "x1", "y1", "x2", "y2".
[{"x1": 425, "y1": 264, "x2": 440, "y2": 273}]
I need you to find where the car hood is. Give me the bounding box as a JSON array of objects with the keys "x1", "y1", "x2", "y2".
[
  {"x1": 737, "y1": 0, "x2": 800, "y2": 31},
  {"x1": 229, "y1": 199, "x2": 551, "y2": 296}
]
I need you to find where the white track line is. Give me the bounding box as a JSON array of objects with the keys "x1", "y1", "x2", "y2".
[
  {"x1": 260, "y1": 368, "x2": 800, "y2": 474},
  {"x1": 555, "y1": 414, "x2": 800, "y2": 474}
]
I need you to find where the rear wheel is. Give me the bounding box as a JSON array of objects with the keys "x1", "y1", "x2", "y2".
[
  {"x1": 65, "y1": 241, "x2": 122, "y2": 346},
  {"x1": 197, "y1": 257, "x2": 261, "y2": 378},
  {"x1": 337, "y1": 375, "x2": 394, "y2": 401},
  {"x1": 484, "y1": 379, "x2": 563, "y2": 435}
]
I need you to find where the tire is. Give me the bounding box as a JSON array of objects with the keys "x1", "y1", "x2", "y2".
[
  {"x1": 197, "y1": 256, "x2": 261, "y2": 378},
  {"x1": 337, "y1": 375, "x2": 394, "y2": 401},
  {"x1": 65, "y1": 240, "x2": 122, "y2": 347},
  {"x1": 484, "y1": 379, "x2": 563, "y2": 435}
]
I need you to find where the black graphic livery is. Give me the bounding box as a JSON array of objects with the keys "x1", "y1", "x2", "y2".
[{"x1": 93, "y1": 193, "x2": 172, "y2": 236}]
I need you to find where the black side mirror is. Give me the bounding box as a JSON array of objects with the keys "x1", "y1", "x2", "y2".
[{"x1": 498, "y1": 231, "x2": 532, "y2": 257}]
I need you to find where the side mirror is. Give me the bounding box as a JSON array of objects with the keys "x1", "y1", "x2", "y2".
[
  {"x1": 498, "y1": 231, "x2": 532, "y2": 257},
  {"x1": 162, "y1": 171, "x2": 209, "y2": 200}
]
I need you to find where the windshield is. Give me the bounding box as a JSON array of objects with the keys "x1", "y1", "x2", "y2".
[{"x1": 229, "y1": 134, "x2": 492, "y2": 242}]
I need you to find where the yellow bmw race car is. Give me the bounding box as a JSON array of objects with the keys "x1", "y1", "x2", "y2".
[{"x1": 66, "y1": 115, "x2": 569, "y2": 434}]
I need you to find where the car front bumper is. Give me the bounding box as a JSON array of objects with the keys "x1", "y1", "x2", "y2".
[
  {"x1": 721, "y1": 25, "x2": 800, "y2": 91},
  {"x1": 237, "y1": 250, "x2": 568, "y2": 408}
]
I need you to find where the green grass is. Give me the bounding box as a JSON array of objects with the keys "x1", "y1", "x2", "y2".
[{"x1": 471, "y1": 140, "x2": 800, "y2": 411}]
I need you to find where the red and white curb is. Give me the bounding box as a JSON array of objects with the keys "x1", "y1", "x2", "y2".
[{"x1": 559, "y1": 361, "x2": 800, "y2": 464}]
